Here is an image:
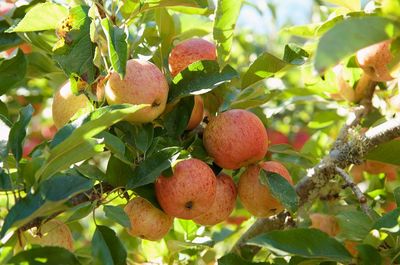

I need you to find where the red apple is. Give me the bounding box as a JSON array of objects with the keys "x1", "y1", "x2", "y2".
[
  {"x1": 267, "y1": 129, "x2": 289, "y2": 145},
  {"x1": 203, "y1": 109, "x2": 268, "y2": 170},
  {"x1": 292, "y1": 130, "x2": 310, "y2": 151},
  {"x1": 155, "y1": 158, "x2": 217, "y2": 219},
  {"x1": 186, "y1": 95, "x2": 204, "y2": 130}
]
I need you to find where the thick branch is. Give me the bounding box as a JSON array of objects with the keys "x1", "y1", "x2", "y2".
[{"x1": 20, "y1": 183, "x2": 115, "y2": 231}]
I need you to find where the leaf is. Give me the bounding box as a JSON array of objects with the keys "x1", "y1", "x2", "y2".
[
  {"x1": 0, "y1": 49, "x2": 28, "y2": 95},
  {"x1": 323, "y1": 0, "x2": 360, "y2": 11},
  {"x1": 96, "y1": 131, "x2": 126, "y2": 160},
  {"x1": 357, "y1": 244, "x2": 382, "y2": 265},
  {"x1": 53, "y1": 5, "x2": 97, "y2": 83},
  {"x1": 259, "y1": 170, "x2": 298, "y2": 213},
  {"x1": 163, "y1": 96, "x2": 194, "y2": 137},
  {"x1": 241, "y1": 53, "x2": 287, "y2": 89},
  {"x1": 106, "y1": 155, "x2": 134, "y2": 187},
  {"x1": 248, "y1": 228, "x2": 352, "y2": 262},
  {"x1": 314, "y1": 16, "x2": 397, "y2": 73},
  {"x1": 36, "y1": 104, "x2": 145, "y2": 181},
  {"x1": 103, "y1": 205, "x2": 131, "y2": 228},
  {"x1": 366, "y1": 140, "x2": 400, "y2": 166},
  {"x1": 394, "y1": 187, "x2": 400, "y2": 206},
  {"x1": 66, "y1": 201, "x2": 96, "y2": 223},
  {"x1": 168, "y1": 60, "x2": 238, "y2": 101},
  {"x1": 218, "y1": 253, "x2": 269, "y2": 265},
  {"x1": 283, "y1": 44, "x2": 309, "y2": 65},
  {"x1": 0, "y1": 21, "x2": 23, "y2": 52},
  {"x1": 336, "y1": 210, "x2": 373, "y2": 241},
  {"x1": 8, "y1": 105, "x2": 34, "y2": 162},
  {"x1": 127, "y1": 147, "x2": 181, "y2": 189},
  {"x1": 92, "y1": 225, "x2": 127, "y2": 265},
  {"x1": 11, "y1": 2, "x2": 68, "y2": 32},
  {"x1": 0, "y1": 169, "x2": 12, "y2": 191},
  {"x1": 213, "y1": 0, "x2": 243, "y2": 67},
  {"x1": 0, "y1": 173, "x2": 93, "y2": 238},
  {"x1": 7, "y1": 246, "x2": 80, "y2": 265},
  {"x1": 101, "y1": 18, "x2": 128, "y2": 78},
  {"x1": 373, "y1": 208, "x2": 400, "y2": 233},
  {"x1": 131, "y1": 123, "x2": 154, "y2": 153}
]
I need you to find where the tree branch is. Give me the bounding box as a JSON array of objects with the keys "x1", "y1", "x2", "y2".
[{"x1": 335, "y1": 166, "x2": 371, "y2": 217}]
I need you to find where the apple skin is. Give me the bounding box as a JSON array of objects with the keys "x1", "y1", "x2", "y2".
[
  {"x1": 193, "y1": 173, "x2": 237, "y2": 225},
  {"x1": 28, "y1": 220, "x2": 74, "y2": 251},
  {"x1": 124, "y1": 197, "x2": 174, "y2": 241},
  {"x1": 267, "y1": 129, "x2": 289, "y2": 145},
  {"x1": 169, "y1": 38, "x2": 216, "y2": 77},
  {"x1": 292, "y1": 130, "x2": 310, "y2": 151},
  {"x1": 105, "y1": 59, "x2": 169, "y2": 123},
  {"x1": 186, "y1": 95, "x2": 204, "y2": 130},
  {"x1": 356, "y1": 40, "x2": 394, "y2": 82},
  {"x1": 155, "y1": 158, "x2": 217, "y2": 220},
  {"x1": 52, "y1": 82, "x2": 92, "y2": 129},
  {"x1": 238, "y1": 161, "x2": 292, "y2": 217},
  {"x1": 23, "y1": 137, "x2": 42, "y2": 158},
  {"x1": 203, "y1": 109, "x2": 269, "y2": 170},
  {"x1": 309, "y1": 213, "x2": 340, "y2": 237}
]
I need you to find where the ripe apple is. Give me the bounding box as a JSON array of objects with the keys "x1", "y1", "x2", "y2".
[
  {"x1": 186, "y1": 95, "x2": 204, "y2": 130},
  {"x1": 0, "y1": 2, "x2": 13, "y2": 16},
  {"x1": 155, "y1": 158, "x2": 217, "y2": 219},
  {"x1": 52, "y1": 82, "x2": 92, "y2": 129},
  {"x1": 105, "y1": 59, "x2": 169, "y2": 123},
  {"x1": 28, "y1": 220, "x2": 74, "y2": 251},
  {"x1": 309, "y1": 213, "x2": 340, "y2": 237},
  {"x1": 365, "y1": 160, "x2": 397, "y2": 181},
  {"x1": 23, "y1": 137, "x2": 42, "y2": 158},
  {"x1": 193, "y1": 173, "x2": 237, "y2": 225},
  {"x1": 238, "y1": 161, "x2": 293, "y2": 217},
  {"x1": 124, "y1": 197, "x2": 173, "y2": 241},
  {"x1": 292, "y1": 130, "x2": 310, "y2": 151},
  {"x1": 203, "y1": 109, "x2": 268, "y2": 170},
  {"x1": 168, "y1": 38, "x2": 216, "y2": 77},
  {"x1": 267, "y1": 129, "x2": 289, "y2": 145},
  {"x1": 356, "y1": 40, "x2": 394, "y2": 82}
]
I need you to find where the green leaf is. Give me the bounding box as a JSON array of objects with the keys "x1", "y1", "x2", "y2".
[
  {"x1": 259, "y1": 170, "x2": 298, "y2": 213},
  {"x1": 336, "y1": 210, "x2": 373, "y2": 241},
  {"x1": 106, "y1": 155, "x2": 134, "y2": 187},
  {"x1": 394, "y1": 187, "x2": 400, "y2": 206},
  {"x1": 163, "y1": 96, "x2": 194, "y2": 137},
  {"x1": 241, "y1": 53, "x2": 287, "y2": 89},
  {"x1": 92, "y1": 225, "x2": 127, "y2": 265},
  {"x1": 36, "y1": 104, "x2": 145, "y2": 182},
  {"x1": 127, "y1": 147, "x2": 181, "y2": 189},
  {"x1": 155, "y1": 8, "x2": 176, "y2": 57},
  {"x1": 218, "y1": 253, "x2": 269, "y2": 265},
  {"x1": 357, "y1": 244, "x2": 382, "y2": 265},
  {"x1": 96, "y1": 131, "x2": 126, "y2": 160},
  {"x1": 0, "y1": 173, "x2": 93, "y2": 238},
  {"x1": 66, "y1": 201, "x2": 96, "y2": 223},
  {"x1": 103, "y1": 205, "x2": 131, "y2": 228},
  {"x1": 373, "y1": 208, "x2": 400, "y2": 233},
  {"x1": 53, "y1": 5, "x2": 97, "y2": 83},
  {"x1": 283, "y1": 44, "x2": 309, "y2": 65},
  {"x1": 0, "y1": 169, "x2": 12, "y2": 191},
  {"x1": 248, "y1": 228, "x2": 352, "y2": 262},
  {"x1": 11, "y1": 2, "x2": 68, "y2": 32},
  {"x1": 168, "y1": 60, "x2": 238, "y2": 101},
  {"x1": 8, "y1": 105, "x2": 34, "y2": 162},
  {"x1": 314, "y1": 16, "x2": 397, "y2": 73},
  {"x1": 0, "y1": 49, "x2": 28, "y2": 95},
  {"x1": 366, "y1": 140, "x2": 400, "y2": 166},
  {"x1": 213, "y1": 0, "x2": 243, "y2": 67},
  {"x1": 101, "y1": 18, "x2": 128, "y2": 78},
  {"x1": 323, "y1": 0, "x2": 360, "y2": 11},
  {"x1": 7, "y1": 246, "x2": 80, "y2": 265},
  {"x1": 0, "y1": 21, "x2": 23, "y2": 52}
]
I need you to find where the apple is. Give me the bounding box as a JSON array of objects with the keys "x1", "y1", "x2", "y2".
[
  {"x1": 267, "y1": 129, "x2": 289, "y2": 145},
  {"x1": 365, "y1": 160, "x2": 397, "y2": 181},
  {"x1": 356, "y1": 40, "x2": 394, "y2": 82},
  {"x1": 186, "y1": 95, "x2": 204, "y2": 130},
  {"x1": 155, "y1": 158, "x2": 217, "y2": 219},
  {"x1": 169, "y1": 38, "x2": 216, "y2": 77},
  {"x1": 28, "y1": 220, "x2": 74, "y2": 251},
  {"x1": 52, "y1": 82, "x2": 92, "y2": 129},
  {"x1": 203, "y1": 109, "x2": 268, "y2": 170},
  {"x1": 238, "y1": 161, "x2": 293, "y2": 217},
  {"x1": 124, "y1": 197, "x2": 173, "y2": 241},
  {"x1": 0, "y1": 2, "x2": 13, "y2": 16},
  {"x1": 193, "y1": 173, "x2": 237, "y2": 225},
  {"x1": 23, "y1": 137, "x2": 42, "y2": 158},
  {"x1": 105, "y1": 59, "x2": 169, "y2": 123},
  {"x1": 309, "y1": 213, "x2": 339, "y2": 237},
  {"x1": 292, "y1": 130, "x2": 310, "y2": 151}
]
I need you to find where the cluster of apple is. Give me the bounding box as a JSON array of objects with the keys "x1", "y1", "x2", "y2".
[{"x1": 49, "y1": 38, "x2": 294, "y2": 242}]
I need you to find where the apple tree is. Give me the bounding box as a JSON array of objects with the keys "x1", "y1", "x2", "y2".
[{"x1": 1, "y1": 0, "x2": 400, "y2": 264}]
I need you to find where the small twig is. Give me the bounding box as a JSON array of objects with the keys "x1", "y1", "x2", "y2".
[
  {"x1": 334, "y1": 106, "x2": 365, "y2": 149},
  {"x1": 335, "y1": 166, "x2": 372, "y2": 217}
]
